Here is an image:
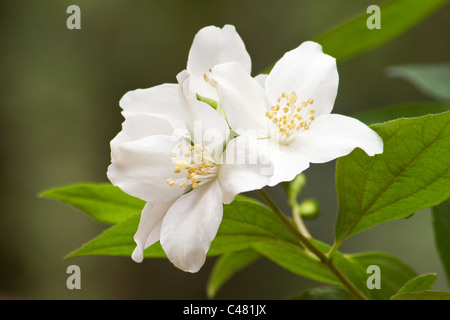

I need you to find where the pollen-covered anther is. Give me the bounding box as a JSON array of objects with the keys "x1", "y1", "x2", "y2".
[
  {"x1": 286, "y1": 92, "x2": 297, "y2": 104},
  {"x1": 167, "y1": 143, "x2": 218, "y2": 190},
  {"x1": 204, "y1": 73, "x2": 218, "y2": 88},
  {"x1": 267, "y1": 91, "x2": 317, "y2": 144}
]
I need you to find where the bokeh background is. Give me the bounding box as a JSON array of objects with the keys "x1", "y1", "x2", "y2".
[{"x1": 1, "y1": 0, "x2": 449, "y2": 299}]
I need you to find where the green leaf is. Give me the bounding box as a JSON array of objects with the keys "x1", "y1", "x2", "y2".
[
  {"x1": 387, "y1": 64, "x2": 450, "y2": 102},
  {"x1": 349, "y1": 252, "x2": 417, "y2": 300},
  {"x1": 315, "y1": 0, "x2": 449, "y2": 61},
  {"x1": 65, "y1": 214, "x2": 151, "y2": 258},
  {"x1": 61, "y1": 191, "x2": 415, "y2": 300},
  {"x1": 335, "y1": 111, "x2": 450, "y2": 245},
  {"x1": 67, "y1": 196, "x2": 332, "y2": 280},
  {"x1": 40, "y1": 183, "x2": 145, "y2": 224},
  {"x1": 206, "y1": 249, "x2": 260, "y2": 299},
  {"x1": 289, "y1": 286, "x2": 353, "y2": 300},
  {"x1": 391, "y1": 290, "x2": 450, "y2": 300},
  {"x1": 65, "y1": 195, "x2": 368, "y2": 291},
  {"x1": 249, "y1": 240, "x2": 337, "y2": 287},
  {"x1": 433, "y1": 200, "x2": 450, "y2": 286},
  {"x1": 397, "y1": 274, "x2": 437, "y2": 294},
  {"x1": 353, "y1": 102, "x2": 450, "y2": 125}
]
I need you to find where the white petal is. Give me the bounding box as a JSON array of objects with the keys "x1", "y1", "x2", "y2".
[
  {"x1": 186, "y1": 25, "x2": 251, "y2": 100},
  {"x1": 292, "y1": 114, "x2": 384, "y2": 164},
  {"x1": 119, "y1": 83, "x2": 187, "y2": 131},
  {"x1": 160, "y1": 180, "x2": 223, "y2": 272},
  {"x1": 177, "y1": 71, "x2": 230, "y2": 150},
  {"x1": 254, "y1": 73, "x2": 268, "y2": 89},
  {"x1": 110, "y1": 114, "x2": 174, "y2": 146},
  {"x1": 265, "y1": 141, "x2": 310, "y2": 186},
  {"x1": 131, "y1": 201, "x2": 174, "y2": 263},
  {"x1": 265, "y1": 41, "x2": 339, "y2": 117},
  {"x1": 187, "y1": 24, "x2": 251, "y2": 78},
  {"x1": 218, "y1": 135, "x2": 273, "y2": 204},
  {"x1": 107, "y1": 135, "x2": 185, "y2": 202},
  {"x1": 212, "y1": 62, "x2": 269, "y2": 135}
]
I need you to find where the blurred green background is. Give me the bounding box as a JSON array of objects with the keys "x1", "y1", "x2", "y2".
[{"x1": 1, "y1": 0, "x2": 449, "y2": 299}]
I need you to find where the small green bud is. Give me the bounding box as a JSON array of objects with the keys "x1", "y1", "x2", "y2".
[{"x1": 298, "y1": 198, "x2": 320, "y2": 219}]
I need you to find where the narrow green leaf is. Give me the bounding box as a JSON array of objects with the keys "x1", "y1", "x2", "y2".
[
  {"x1": 40, "y1": 183, "x2": 145, "y2": 224},
  {"x1": 315, "y1": 0, "x2": 449, "y2": 61},
  {"x1": 349, "y1": 252, "x2": 417, "y2": 300},
  {"x1": 289, "y1": 286, "x2": 353, "y2": 300},
  {"x1": 391, "y1": 290, "x2": 450, "y2": 300},
  {"x1": 335, "y1": 111, "x2": 450, "y2": 244},
  {"x1": 207, "y1": 249, "x2": 260, "y2": 299},
  {"x1": 387, "y1": 64, "x2": 450, "y2": 102},
  {"x1": 353, "y1": 102, "x2": 450, "y2": 125},
  {"x1": 397, "y1": 274, "x2": 437, "y2": 294},
  {"x1": 432, "y1": 200, "x2": 450, "y2": 286}
]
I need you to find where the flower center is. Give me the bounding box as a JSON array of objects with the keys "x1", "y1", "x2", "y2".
[
  {"x1": 265, "y1": 92, "x2": 316, "y2": 145},
  {"x1": 166, "y1": 143, "x2": 218, "y2": 190}
]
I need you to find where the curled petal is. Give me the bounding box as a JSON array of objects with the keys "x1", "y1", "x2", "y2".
[
  {"x1": 160, "y1": 180, "x2": 223, "y2": 272},
  {"x1": 131, "y1": 201, "x2": 174, "y2": 263}
]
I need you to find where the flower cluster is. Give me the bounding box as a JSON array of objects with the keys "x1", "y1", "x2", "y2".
[{"x1": 107, "y1": 25, "x2": 383, "y2": 272}]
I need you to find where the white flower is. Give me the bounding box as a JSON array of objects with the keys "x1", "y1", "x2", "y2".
[
  {"x1": 106, "y1": 25, "x2": 266, "y2": 272},
  {"x1": 119, "y1": 24, "x2": 251, "y2": 125},
  {"x1": 107, "y1": 68, "x2": 271, "y2": 272},
  {"x1": 210, "y1": 41, "x2": 383, "y2": 186}
]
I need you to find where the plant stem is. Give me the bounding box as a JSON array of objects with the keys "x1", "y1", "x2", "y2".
[
  {"x1": 257, "y1": 189, "x2": 368, "y2": 300},
  {"x1": 291, "y1": 202, "x2": 312, "y2": 238},
  {"x1": 327, "y1": 239, "x2": 343, "y2": 259}
]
